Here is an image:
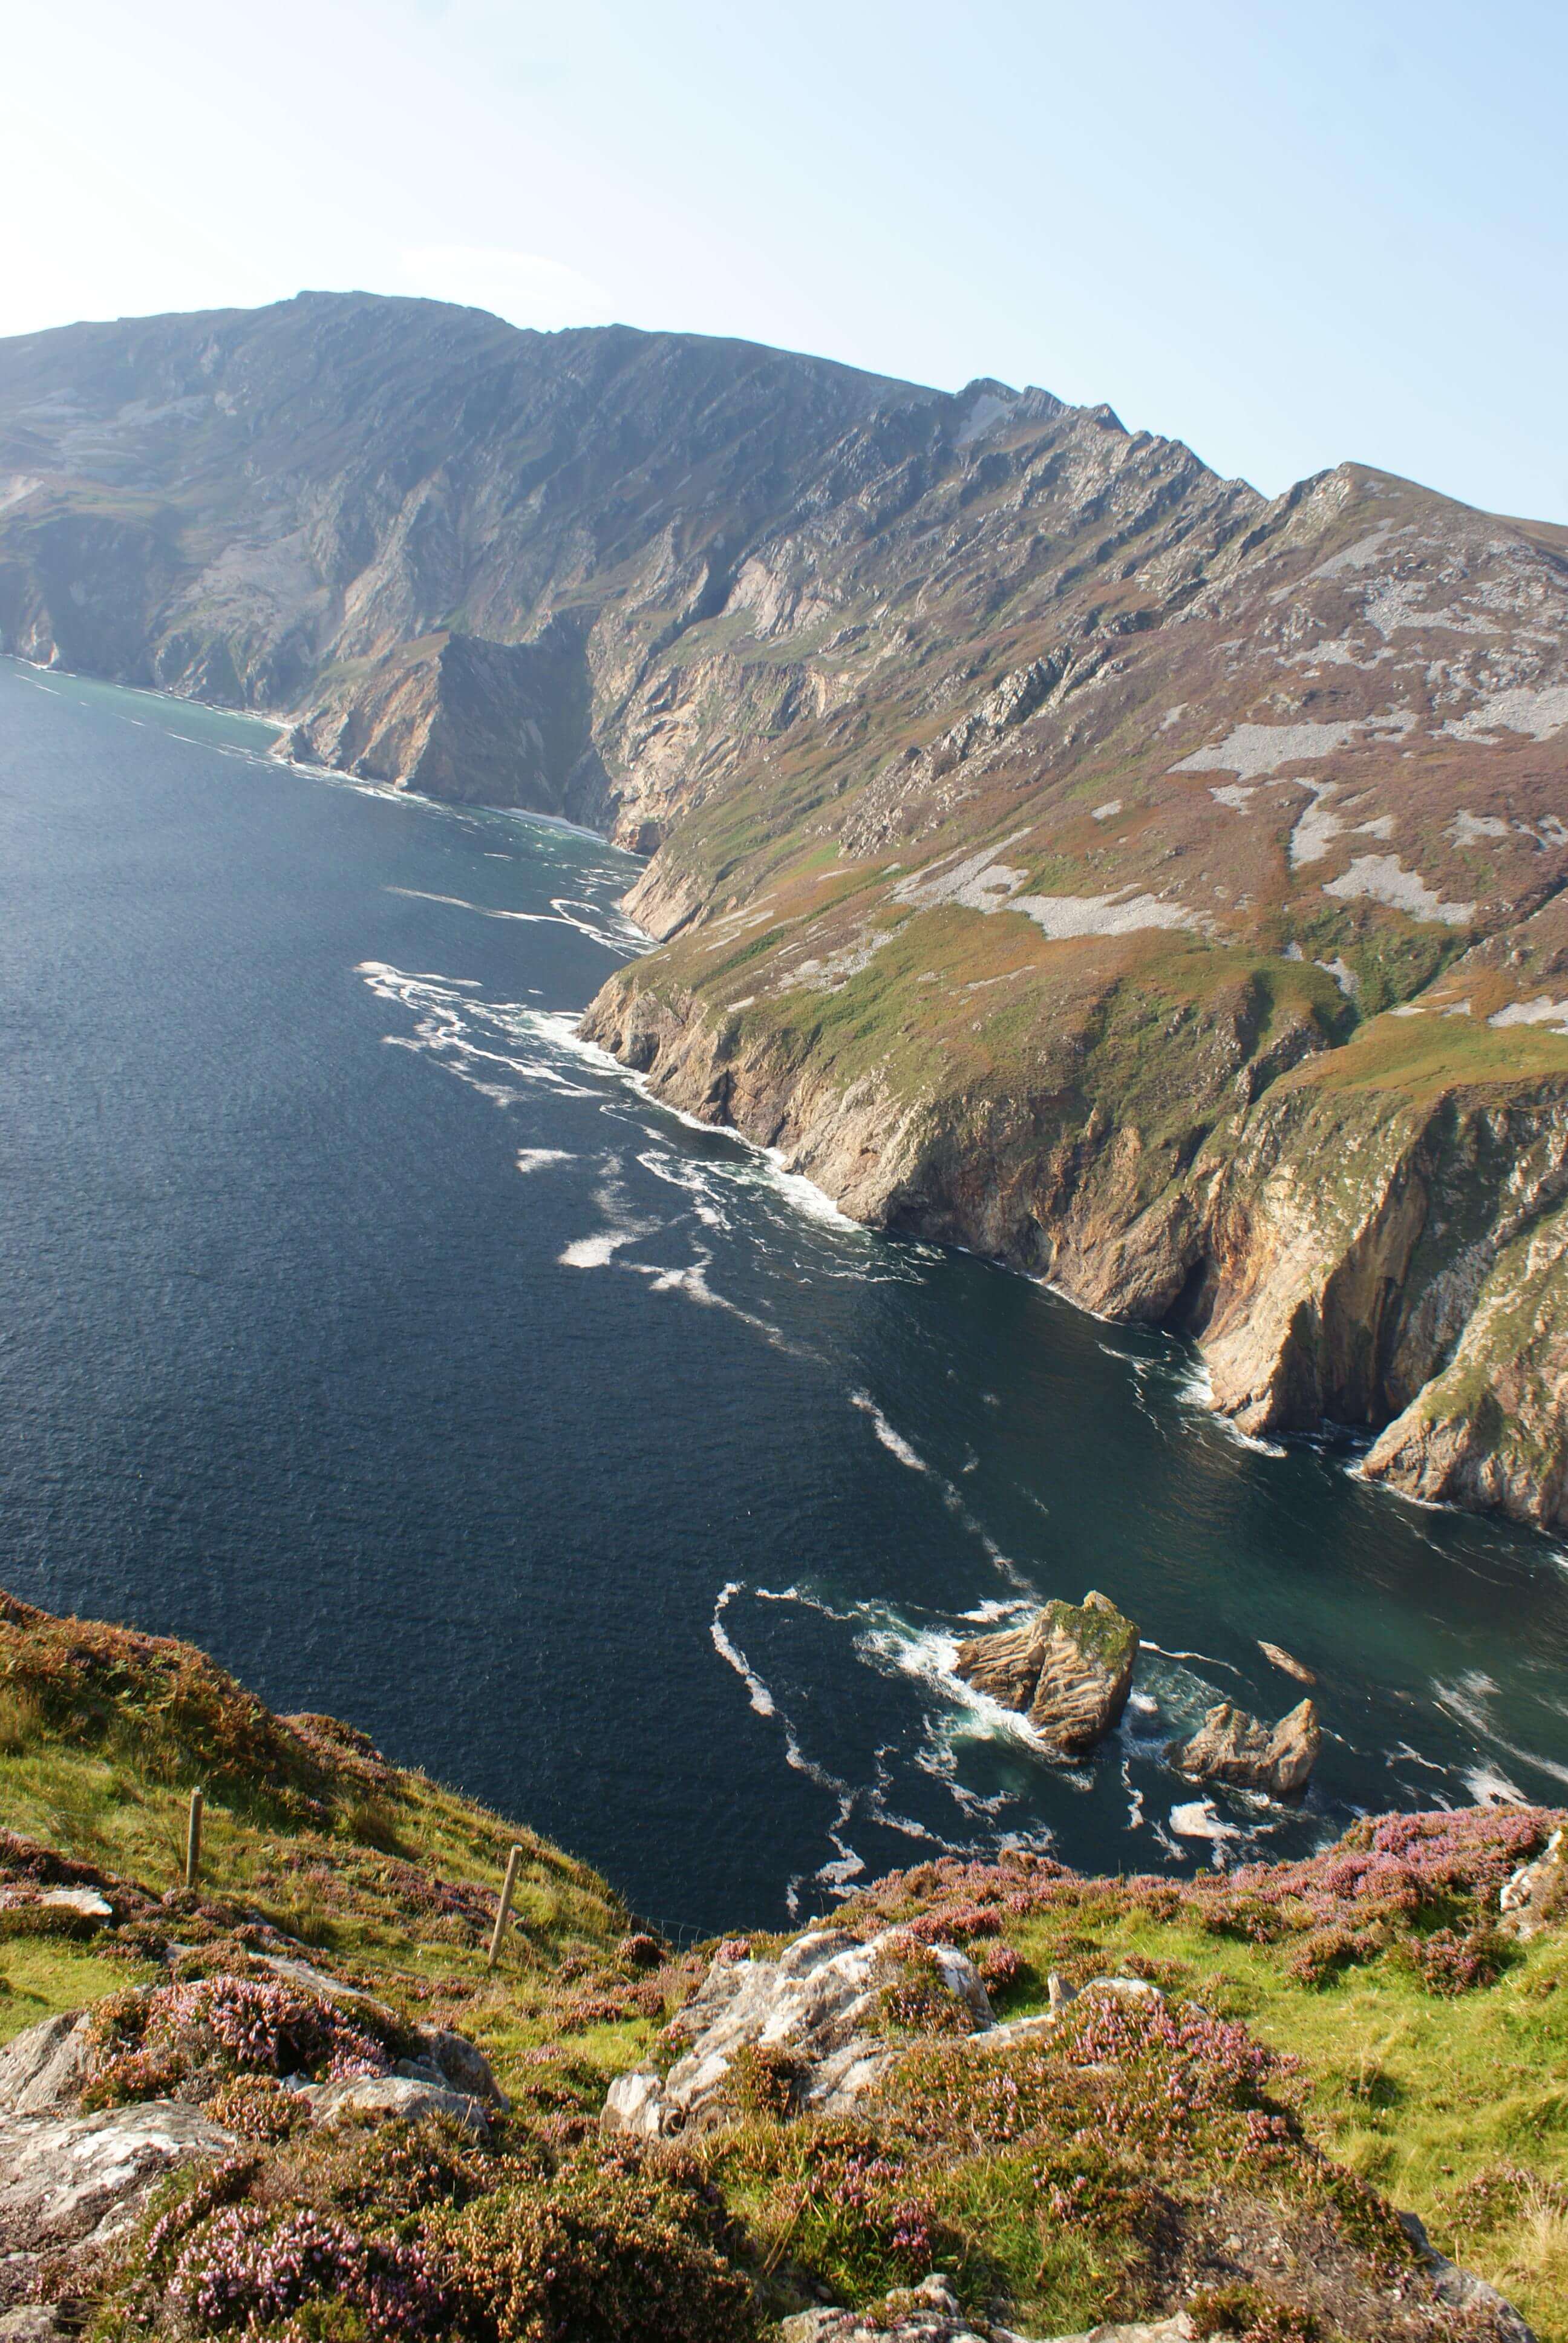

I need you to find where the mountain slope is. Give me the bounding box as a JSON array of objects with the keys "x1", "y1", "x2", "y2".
[{"x1": 1, "y1": 295, "x2": 1566, "y2": 1525}]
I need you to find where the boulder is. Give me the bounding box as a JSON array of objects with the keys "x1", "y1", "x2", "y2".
[
  {"x1": 293, "y1": 2074, "x2": 492, "y2": 2135},
  {"x1": 1399, "y1": 2213, "x2": 1537, "y2": 2343},
  {"x1": 603, "y1": 1925, "x2": 991, "y2": 2139},
  {"x1": 0, "y1": 1887, "x2": 114, "y2": 1922},
  {"x1": 0, "y1": 2013, "x2": 91, "y2": 2120},
  {"x1": 1169, "y1": 1698, "x2": 1319, "y2": 1797},
  {"x1": 953, "y1": 1592, "x2": 1139, "y2": 1755},
  {"x1": 0, "y1": 2099, "x2": 235, "y2": 2299},
  {"x1": 407, "y1": 2025, "x2": 508, "y2": 2107}
]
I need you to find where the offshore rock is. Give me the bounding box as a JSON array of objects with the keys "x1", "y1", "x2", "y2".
[
  {"x1": 1171, "y1": 1697, "x2": 1320, "y2": 1797},
  {"x1": 953, "y1": 1592, "x2": 1139, "y2": 1755}
]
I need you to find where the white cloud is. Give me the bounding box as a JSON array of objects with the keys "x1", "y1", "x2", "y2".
[{"x1": 395, "y1": 245, "x2": 618, "y2": 331}]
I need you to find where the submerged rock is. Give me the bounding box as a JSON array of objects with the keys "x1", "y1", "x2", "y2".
[
  {"x1": 1170, "y1": 1697, "x2": 1319, "y2": 1796},
  {"x1": 1256, "y1": 1639, "x2": 1316, "y2": 1685},
  {"x1": 953, "y1": 1591, "x2": 1139, "y2": 1755}
]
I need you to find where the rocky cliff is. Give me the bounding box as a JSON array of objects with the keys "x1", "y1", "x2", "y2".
[{"x1": 2, "y1": 296, "x2": 1566, "y2": 1524}]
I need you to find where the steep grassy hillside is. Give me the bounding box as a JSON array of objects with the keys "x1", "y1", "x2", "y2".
[{"x1": 2, "y1": 1593, "x2": 1565, "y2": 2342}]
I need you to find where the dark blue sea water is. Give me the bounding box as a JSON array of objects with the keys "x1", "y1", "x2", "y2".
[{"x1": 4, "y1": 655, "x2": 1568, "y2": 1936}]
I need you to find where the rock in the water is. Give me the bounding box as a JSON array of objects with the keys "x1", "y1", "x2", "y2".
[
  {"x1": 1256, "y1": 1640, "x2": 1315, "y2": 1685},
  {"x1": 1170, "y1": 1697, "x2": 1319, "y2": 1796},
  {"x1": 953, "y1": 1591, "x2": 1138, "y2": 1754}
]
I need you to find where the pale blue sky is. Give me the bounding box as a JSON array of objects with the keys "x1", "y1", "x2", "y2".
[{"x1": 4, "y1": 0, "x2": 1564, "y2": 519}]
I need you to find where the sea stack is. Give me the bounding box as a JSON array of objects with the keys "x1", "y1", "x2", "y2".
[
  {"x1": 953, "y1": 1590, "x2": 1139, "y2": 1756},
  {"x1": 1171, "y1": 1698, "x2": 1321, "y2": 1797}
]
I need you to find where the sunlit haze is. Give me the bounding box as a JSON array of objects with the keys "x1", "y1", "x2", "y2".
[{"x1": 4, "y1": 0, "x2": 1566, "y2": 516}]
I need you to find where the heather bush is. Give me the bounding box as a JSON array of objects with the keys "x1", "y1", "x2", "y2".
[
  {"x1": 430, "y1": 2161, "x2": 758, "y2": 2342},
  {"x1": 169, "y1": 2203, "x2": 447, "y2": 2339},
  {"x1": 1284, "y1": 1925, "x2": 1382, "y2": 1987},
  {"x1": 207, "y1": 2073, "x2": 303, "y2": 2142},
  {"x1": 705, "y1": 2116, "x2": 949, "y2": 2304},
  {"x1": 977, "y1": 1940, "x2": 1027, "y2": 1995},
  {"x1": 84, "y1": 1973, "x2": 393, "y2": 2109},
  {"x1": 875, "y1": 1942, "x2": 980, "y2": 2038},
  {"x1": 727, "y1": 2042, "x2": 803, "y2": 2119},
  {"x1": 1187, "y1": 2282, "x2": 1317, "y2": 2339},
  {"x1": 1391, "y1": 1925, "x2": 1511, "y2": 1997},
  {"x1": 1443, "y1": 2162, "x2": 1568, "y2": 2248},
  {"x1": 616, "y1": 1932, "x2": 662, "y2": 1969},
  {"x1": 281, "y1": 2111, "x2": 498, "y2": 2230}
]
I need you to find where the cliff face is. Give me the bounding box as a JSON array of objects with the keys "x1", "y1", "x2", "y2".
[{"x1": 4, "y1": 295, "x2": 1568, "y2": 1524}]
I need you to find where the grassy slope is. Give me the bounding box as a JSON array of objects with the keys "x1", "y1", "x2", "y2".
[{"x1": 4, "y1": 1593, "x2": 1567, "y2": 2338}]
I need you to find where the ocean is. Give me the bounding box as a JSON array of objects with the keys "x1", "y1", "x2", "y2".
[{"x1": 4, "y1": 654, "x2": 1567, "y2": 1935}]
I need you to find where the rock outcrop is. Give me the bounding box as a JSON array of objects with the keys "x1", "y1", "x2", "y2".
[
  {"x1": 0, "y1": 1967, "x2": 506, "y2": 2305},
  {"x1": 953, "y1": 1593, "x2": 1139, "y2": 1754},
  {"x1": 603, "y1": 1925, "x2": 993, "y2": 2137},
  {"x1": 1499, "y1": 1825, "x2": 1567, "y2": 1939},
  {"x1": 603, "y1": 1924, "x2": 1173, "y2": 2143},
  {"x1": 783, "y1": 2287, "x2": 1189, "y2": 2343},
  {"x1": 1170, "y1": 1697, "x2": 1321, "y2": 1797}
]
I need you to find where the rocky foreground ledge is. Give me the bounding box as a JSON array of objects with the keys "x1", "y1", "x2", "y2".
[{"x1": 1, "y1": 1590, "x2": 1566, "y2": 2342}]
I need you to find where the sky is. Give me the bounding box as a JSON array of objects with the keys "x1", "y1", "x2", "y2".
[{"x1": 3, "y1": 0, "x2": 1564, "y2": 520}]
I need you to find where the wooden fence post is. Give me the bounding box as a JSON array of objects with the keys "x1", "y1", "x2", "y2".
[
  {"x1": 487, "y1": 1844, "x2": 523, "y2": 1972},
  {"x1": 185, "y1": 1788, "x2": 204, "y2": 1890}
]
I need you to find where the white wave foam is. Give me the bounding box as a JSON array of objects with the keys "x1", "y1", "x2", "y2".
[
  {"x1": 753, "y1": 1584, "x2": 861, "y2": 1624},
  {"x1": 1464, "y1": 1763, "x2": 1530, "y2": 1806},
  {"x1": 515, "y1": 1149, "x2": 575, "y2": 1174},
  {"x1": 710, "y1": 1583, "x2": 777, "y2": 1717},
  {"x1": 1388, "y1": 1740, "x2": 1450, "y2": 1776},
  {"x1": 386, "y1": 885, "x2": 561, "y2": 926},
  {"x1": 850, "y1": 1389, "x2": 929, "y2": 1472},
  {"x1": 559, "y1": 1230, "x2": 642, "y2": 1268},
  {"x1": 855, "y1": 1617, "x2": 1054, "y2": 1761},
  {"x1": 1143, "y1": 1640, "x2": 1246, "y2": 1680}
]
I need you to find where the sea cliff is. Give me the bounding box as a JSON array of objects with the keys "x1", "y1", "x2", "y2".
[{"x1": 2, "y1": 297, "x2": 1566, "y2": 1522}]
